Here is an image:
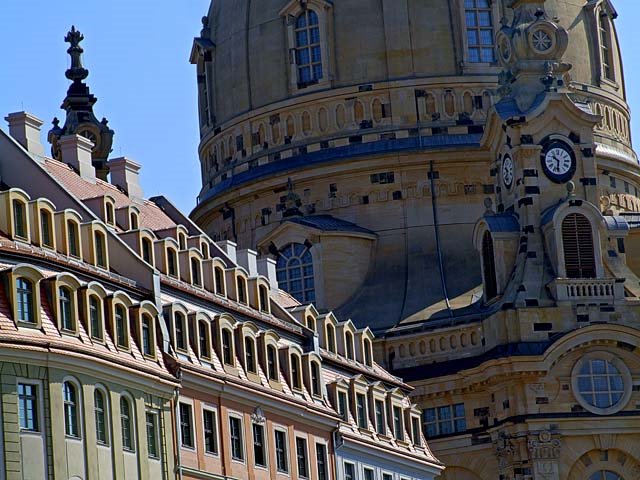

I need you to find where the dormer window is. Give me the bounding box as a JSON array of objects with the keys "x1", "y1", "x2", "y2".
[
  {"x1": 245, "y1": 336, "x2": 257, "y2": 373},
  {"x1": 105, "y1": 202, "x2": 115, "y2": 226},
  {"x1": 267, "y1": 344, "x2": 279, "y2": 381},
  {"x1": 562, "y1": 213, "x2": 596, "y2": 278},
  {"x1": 337, "y1": 390, "x2": 348, "y2": 421},
  {"x1": 310, "y1": 361, "x2": 321, "y2": 397},
  {"x1": 89, "y1": 295, "x2": 102, "y2": 340},
  {"x1": 191, "y1": 258, "x2": 202, "y2": 286},
  {"x1": 59, "y1": 286, "x2": 74, "y2": 331},
  {"x1": 258, "y1": 285, "x2": 269, "y2": 313},
  {"x1": 356, "y1": 393, "x2": 367, "y2": 429},
  {"x1": 12, "y1": 200, "x2": 27, "y2": 239},
  {"x1": 178, "y1": 232, "x2": 187, "y2": 250},
  {"x1": 16, "y1": 278, "x2": 35, "y2": 324},
  {"x1": 94, "y1": 231, "x2": 107, "y2": 268},
  {"x1": 236, "y1": 276, "x2": 247, "y2": 304},
  {"x1": 326, "y1": 323, "x2": 336, "y2": 353},
  {"x1": 174, "y1": 312, "x2": 187, "y2": 351},
  {"x1": 290, "y1": 353, "x2": 302, "y2": 389},
  {"x1": 221, "y1": 328, "x2": 234, "y2": 365},
  {"x1": 67, "y1": 220, "x2": 80, "y2": 257},
  {"x1": 363, "y1": 339, "x2": 373, "y2": 367},
  {"x1": 115, "y1": 305, "x2": 128, "y2": 348},
  {"x1": 393, "y1": 405, "x2": 404, "y2": 441},
  {"x1": 130, "y1": 212, "x2": 139, "y2": 230},
  {"x1": 142, "y1": 238, "x2": 153, "y2": 264},
  {"x1": 464, "y1": 0, "x2": 495, "y2": 63},
  {"x1": 167, "y1": 248, "x2": 178, "y2": 277},
  {"x1": 306, "y1": 316, "x2": 315, "y2": 331},
  {"x1": 201, "y1": 242, "x2": 209, "y2": 259},
  {"x1": 214, "y1": 266, "x2": 225, "y2": 295},
  {"x1": 199, "y1": 321, "x2": 211, "y2": 358},
  {"x1": 345, "y1": 331, "x2": 355, "y2": 360},
  {"x1": 40, "y1": 209, "x2": 53, "y2": 248},
  {"x1": 141, "y1": 314, "x2": 153, "y2": 356}
]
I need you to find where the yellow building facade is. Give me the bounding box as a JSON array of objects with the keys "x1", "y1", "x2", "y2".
[{"x1": 190, "y1": 1, "x2": 640, "y2": 479}]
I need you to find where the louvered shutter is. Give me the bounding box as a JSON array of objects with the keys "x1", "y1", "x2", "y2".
[{"x1": 562, "y1": 213, "x2": 596, "y2": 278}]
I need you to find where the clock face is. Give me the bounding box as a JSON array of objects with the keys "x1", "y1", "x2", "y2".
[
  {"x1": 541, "y1": 141, "x2": 576, "y2": 183},
  {"x1": 502, "y1": 154, "x2": 514, "y2": 189}
]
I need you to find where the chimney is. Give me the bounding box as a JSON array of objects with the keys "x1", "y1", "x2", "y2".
[
  {"x1": 257, "y1": 257, "x2": 279, "y2": 292},
  {"x1": 5, "y1": 111, "x2": 45, "y2": 156},
  {"x1": 216, "y1": 240, "x2": 237, "y2": 263},
  {"x1": 237, "y1": 249, "x2": 258, "y2": 276},
  {"x1": 109, "y1": 157, "x2": 143, "y2": 201},
  {"x1": 59, "y1": 134, "x2": 96, "y2": 182}
]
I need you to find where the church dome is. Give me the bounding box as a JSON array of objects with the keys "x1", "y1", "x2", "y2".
[{"x1": 190, "y1": 0, "x2": 635, "y2": 333}]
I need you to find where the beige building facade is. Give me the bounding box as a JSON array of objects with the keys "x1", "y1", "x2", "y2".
[{"x1": 190, "y1": 1, "x2": 640, "y2": 479}]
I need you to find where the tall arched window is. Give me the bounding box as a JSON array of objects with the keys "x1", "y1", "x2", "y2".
[
  {"x1": 236, "y1": 276, "x2": 247, "y2": 304},
  {"x1": 174, "y1": 312, "x2": 186, "y2": 351},
  {"x1": 276, "y1": 243, "x2": 315, "y2": 303},
  {"x1": 12, "y1": 200, "x2": 26, "y2": 238},
  {"x1": 142, "y1": 238, "x2": 153, "y2": 264},
  {"x1": 63, "y1": 381, "x2": 80, "y2": 438},
  {"x1": 67, "y1": 220, "x2": 80, "y2": 257},
  {"x1": 94, "y1": 389, "x2": 108, "y2": 445},
  {"x1": 214, "y1": 267, "x2": 225, "y2": 295},
  {"x1": 167, "y1": 248, "x2": 178, "y2": 277},
  {"x1": 295, "y1": 10, "x2": 322, "y2": 86},
  {"x1": 120, "y1": 396, "x2": 134, "y2": 451},
  {"x1": 59, "y1": 286, "x2": 73, "y2": 331},
  {"x1": 115, "y1": 305, "x2": 127, "y2": 348},
  {"x1": 40, "y1": 210, "x2": 53, "y2": 247},
  {"x1": 482, "y1": 231, "x2": 498, "y2": 300},
  {"x1": 310, "y1": 361, "x2": 321, "y2": 396},
  {"x1": 16, "y1": 278, "x2": 35, "y2": 323},
  {"x1": 562, "y1": 213, "x2": 596, "y2": 278},
  {"x1": 267, "y1": 344, "x2": 278, "y2": 381},
  {"x1": 259, "y1": 285, "x2": 269, "y2": 313},
  {"x1": 141, "y1": 314, "x2": 153, "y2": 356},
  {"x1": 345, "y1": 331, "x2": 355, "y2": 360},
  {"x1": 199, "y1": 321, "x2": 210, "y2": 358},
  {"x1": 191, "y1": 258, "x2": 201, "y2": 286},
  {"x1": 222, "y1": 328, "x2": 234, "y2": 365},
  {"x1": 363, "y1": 339, "x2": 373, "y2": 367},
  {"x1": 94, "y1": 231, "x2": 107, "y2": 268},
  {"x1": 599, "y1": 12, "x2": 615, "y2": 81},
  {"x1": 326, "y1": 324, "x2": 336, "y2": 353},
  {"x1": 89, "y1": 295, "x2": 102, "y2": 340},
  {"x1": 245, "y1": 336, "x2": 257, "y2": 373}
]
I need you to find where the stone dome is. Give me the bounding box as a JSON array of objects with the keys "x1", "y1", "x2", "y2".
[{"x1": 190, "y1": 0, "x2": 635, "y2": 333}]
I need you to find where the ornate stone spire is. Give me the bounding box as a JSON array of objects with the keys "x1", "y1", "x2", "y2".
[
  {"x1": 48, "y1": 26, "x2": 114, "y2": 180},
  {"x1": 495, "y1": 0, "x2": 571, "y2": 111}
]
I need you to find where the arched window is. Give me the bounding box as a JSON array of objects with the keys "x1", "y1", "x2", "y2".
[
  {"x1": 120, "y1": 396, "x2": 134, "y2": 451},
  {"x1": 482, "y1": 231, "x2": 498, "y2": 300},
  {"x1": 115, "y1": 305, "x2": 127, "y2": 348},
  {"x1": 16, "y1": 278, "x2": 35, "y2": 323},
  {"x1": 59, "y1": 286, "x2": 74, "y2": 331},
  {"x1": 222, "y1": 328, "x2": 234, "y2": 365},
  {"x1": 89, "y1": 295, "x2": 102, "y2": 340},
  {"x1": 63, "y1": 381, "x2": 80, "y2": 438},
  {"x1": 310, "y1": 361, "x2": 321, "y2": 396},
  {"x1": 141, "y1": 314, "x2": 153, "y2": 356},
  {"x1": 174, "y1": 312, "x2": 186, "y2": 351},
  {"x1": 167, "y1": 248, "x2": 178, "y2": 277},
  {"x1": 94, "y1": 389, "x2": 108, "y2": 445},
  {"x1": 589, "y1": 472, "x2": 623, "y2": 480},
  {"x1": 105, "y1": 202, "x2": 115, "y2": 225},
  {"x1": 130, "y1": 212, "x2": 139, "y2": 230},
  {"x1": 199, "y1": 321, "x2": 210, "y2": 358},
  {"x1": 245, "y1": 337, "x2": 257, "y2": 373},
  {"x1": 259, "y1": 285, "x2": 269, "y2": 313},
  {"x1": 562, "y1": 213, "x2": 596, "y2": 278},
  {"x1": 290, "y1": 354, "x2": 302, "y2": 389},
  {"x1": 267, "y1": 344, "x2": 278, "y2": 381},
  {"x1": 345, "y1": 331, "x2": 354, "y2": 360},
  {"x1": 294, "y1": 10, "x2": 322, "y2": 86},
  {"x1": 326, "y1": 324, "x2": 336, "y2": 353},
  {"x1": 236, "y1": 276, "x2": 247, "y2": 304},
  {"x1": 12, "y1": 200, "x2": 26, "y2": 238},
  {"x1": 40, "y1": 209, "x2": 53, "y2": 247},
  {"x1": 191, "y1": 258, "x2": 201, "y2": 286},
  {"x1": 464, "y1": 0, "x2": 495, "y2": 63},
  {"x1": 599, "y1": 12, "x2": 615, "y2": 81},
  {"x1": 276, "y1": 243, "x2": 315, "y2": 303},
  {"x1": 178, "y1": 233, "x2": 187, "y2": 250},
  {"x1": 306, "y1": 316, "x2": 316, "y2": 332},
  {"x1": 94, "y1": 231, "x2": 107, "y2": 268},
  {"x1": 363, "y1": 339, "x2": 373, "y2": 367},
  {"x1": 201, "y1": 242, "x2": 209, "y2": 259},
  {"x1": 142, "y1": 238, "x2": 153, "y2": 264},
  {"x1": 214, "y1": 266, "x2": 225, "y2": 295},
  {"x1": 67, "y1": 220, "x2": 80, "y2": 257}
]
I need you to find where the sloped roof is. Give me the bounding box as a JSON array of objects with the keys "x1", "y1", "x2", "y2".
[{"x1": 285, "y1": 215, "x2": 375, "y2": 235}]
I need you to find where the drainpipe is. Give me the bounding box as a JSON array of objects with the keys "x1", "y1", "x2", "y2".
[{"x1": 173, "y1": 387, "x2": 183, "y2": 480}]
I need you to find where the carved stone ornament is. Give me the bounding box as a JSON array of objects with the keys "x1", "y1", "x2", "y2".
[{"x1": 251, "y1": 406, "x2": 266, "y2": 424}]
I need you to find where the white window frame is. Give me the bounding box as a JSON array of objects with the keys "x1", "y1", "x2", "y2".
[
  {"x1": 202, "y1": 404, "x2": 220, "y2": 457},
  {"x1": 17, "y1": 378, "x2": 44, "y2": 435},
  {"x1": 295, "y1": 435, "x2": 310, "y2": 479},
  {"x1": 252, "y1": 421, "x2": 268, "y2": 469},
  {"x1": 228, "y1": 411, "x2": 246, "y2": 464},
  {"x1": 178, "y1": 399, "x2": 195, "y2": 450},
  {"x1": 62, "y1": 376, "x2": 83, "y2": 441},
  {"x1": 456, "y1": 0, "x2": 501, "y2": 74},
  {"x1": 145, "y1": 409, "x2": 160, "y2": 460},
  {"x1": 274, "y1": 425, "x2": 290, "y2": 474},
  {"x1": 94, "y1": 384, "x2": 111, "y2": 447}
]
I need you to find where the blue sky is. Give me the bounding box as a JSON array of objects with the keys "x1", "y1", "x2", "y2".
[{"x1": 1, "y1": 1, "x2": 638, "y2": 213}]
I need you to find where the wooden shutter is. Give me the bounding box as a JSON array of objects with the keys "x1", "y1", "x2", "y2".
[{"x1": 562, "y1": 213, "x2": 596, "y2": 278}]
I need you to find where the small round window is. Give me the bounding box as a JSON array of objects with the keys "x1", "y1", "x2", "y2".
[{"x1": 572, "y1": 353, "x2": 631, "y2": 415}]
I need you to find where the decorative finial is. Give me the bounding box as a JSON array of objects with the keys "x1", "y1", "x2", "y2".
[
  {"x1": 65, "y1": 25, "x2": 89, "y2": 82},
  {"x1": 566, "y1": 181, "x2": 576, "y2": 197}
]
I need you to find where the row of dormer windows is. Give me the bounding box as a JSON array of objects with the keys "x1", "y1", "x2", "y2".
[{"x1": 167, "y1": 307, "x2": 323, "y2": 398}]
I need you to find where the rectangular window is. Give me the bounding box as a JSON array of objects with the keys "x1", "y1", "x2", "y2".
[
  {"x1": 296, "y1": 437, "x2": 309, "y2": 478},
  {"x1": 393, "y1": 405, "x2": 404, "y2": 441},
  {"x1": 275, "y1": 429, "x2": 289, "y2": 473},
  {"x1": 338, "y1": 391, "x2": 348, "y2": 421},
  {"x1": 423, "y1": 403, "x2": 466, "y2": 438},
  {"x1": 40, "y1": 211, "x2": 52, "y2": 247},
  {"x1": 95, "y1": 232, "x2": 106, "y2": 268},
  {"x1": 411, "y1": 416, "x2": 422, "y2": 446},
  {"x1": 610, "y1": 176, "x2": 617, "y2": 188},
  {"x1": 203, "y1": 409, "x2": 218, "y2": 455},
  {"x1": 356, "y1": 393, "x2": 367, "y2": 429},
  {"x1": 375, "y1": 399, "x2": 386, "y2": 434},
  {"x1": 179, "y1": 403, "x2": 194, "y2": 448},
  {"x1": 13, "y1": 200, "x2": 26, "y2": 238},
  {"x1": 146, "y1": 412, "x2": 159, "y2": 458},
  {"x1": 364, "y1": 467, "x2": 375, "y2": 480},
  {"x1": 316, "y1": 443, "x2": 328, "y2": 480},
  {"x1": 344, "y1": 462, "x2": 356, "y2": 480},
  {"x1": 18, "y1": 383, "x2": 39, "y2": 431},
  {"x1": 229, "y1": 416, "x2": 244, "y2": 461},
  {"x1": 67, "y1": 221, "x2": 79, "y2": 256},
  {"x1": 253, "y1": 423, "x2": 266, "y2": 467},
  {"x1": 465, "y1": 0, "x2": 495, "y2": 63},
  {"x1": 383, "y1": 474, "x2": 393, "y2": 480}
]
